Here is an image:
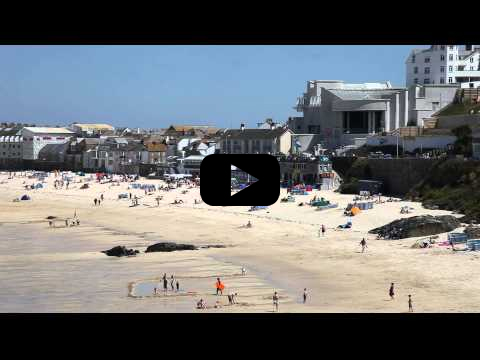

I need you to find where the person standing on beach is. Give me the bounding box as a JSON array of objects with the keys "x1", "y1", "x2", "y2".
[
  {"x1": 176, "y1": 280, "x2": 179, "y2": 292},
  {"x1": 216, "y1": 278, "x2": 224, "y2": 296},
  {"x1": 321, "y1": 224, "x2": 326, "y2": 237},
  {"x1": 360, "y1": 238, "x2": 367, "y2": 253},
  {"x1": 389, "y1": 283, "x2": 395, "y2": 300},
  {"x1": 170, "y1": 275, "x2": 175, "y2": 291},
  {"x1": 100, "y1": 194, "x2": 104, "y2": 202},
  {"x1": 303, "y1": 288, "x2": 308, "y2": 304},
  {"x1": 94, "y1": 198, "x2": 97, "y2": 206},
  {"x1": 163, "y1": 276, "x2": 168, "y2": 294},
  {"x1": 408, "y1": 295, "x2": 413, "y2": 312},
  {"x1": 273, "y1": 291, "x2": 279, "y2": 312}
]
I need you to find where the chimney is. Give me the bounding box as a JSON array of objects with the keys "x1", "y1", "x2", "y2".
[{"x1": 240, "y1": 123, "x2": 245, "y2": 132}]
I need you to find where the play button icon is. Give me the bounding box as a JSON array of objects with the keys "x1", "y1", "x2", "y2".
[{"x1": 200, "y1": 154, "x2": 280, "y2": 206}]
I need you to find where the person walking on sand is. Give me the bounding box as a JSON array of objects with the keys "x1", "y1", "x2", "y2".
[
  {"x1": 389, "y1": 283, "x2": 395, "y2": 300},
  {"x1": 321, "y1": 224, "x2": 326, "y2": 237},
  {"x1": 408, "y1": 295, "x2": 413, "y2": 312},
  {"x1": 273, "y1": 291, "x2": 279, "y2": 312},
  {"x1": 360, "y1": 238, "x2": 367, "y2": 253},
  {"x1": 100, "y1": 194, "x2": 104, "y2": 202},
  {"x1": 94, "y1": 198, "x2": 98, "y2": 206},
  {"x1": 303, "y1": 288, "x2": 308, "y2": 304},
  {"x1": 176, "y1": 280, "x2": 179, "y2": 292}
]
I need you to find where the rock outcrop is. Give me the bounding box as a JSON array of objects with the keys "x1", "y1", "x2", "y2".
[
  {"x1": 145, "y1": 242, "x2": 198, "y2": 253},
  {"x1": 102, "y1": 246, "x2": 139, "y2": 257},
  {"x1": 369, "y1": 215, "x2": 461, "y2": 239}
]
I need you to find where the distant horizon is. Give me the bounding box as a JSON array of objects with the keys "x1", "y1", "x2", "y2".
[{"x1": 0, "y1": 45, "x2": 423, "y2": 129}]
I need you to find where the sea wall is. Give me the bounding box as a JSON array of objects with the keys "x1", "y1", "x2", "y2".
[{"x1": 332, "y1": 157, "x2": 438, "y2": 195}]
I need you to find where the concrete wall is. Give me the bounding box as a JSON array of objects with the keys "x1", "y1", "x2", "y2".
[{"x1": 366, "y1": 135, "x2": 456, "y2": 152}]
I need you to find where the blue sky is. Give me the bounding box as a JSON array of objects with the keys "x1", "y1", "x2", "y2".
[{"x1": 0, "y1": 45, "x2": 422, "y2": 129}]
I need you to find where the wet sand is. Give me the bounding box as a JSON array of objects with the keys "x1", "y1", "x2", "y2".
[{"x1": 1, "y1": 171, "x2": 479, "y2": 312}]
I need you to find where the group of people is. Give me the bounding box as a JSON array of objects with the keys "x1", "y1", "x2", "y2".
[
  {"x1": 389, "y1": 283, "x2": 414, "y2": 312},
  {"x1": 154, "y1": 273, "x2": 180, "y2": 295},
  {"x1": 93, "y1": 194, "x2": 104, "y2": 206}
]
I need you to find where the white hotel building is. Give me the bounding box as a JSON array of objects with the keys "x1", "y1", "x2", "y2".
[
  {"x1": 406, "y1": 45, "x2": 480, "y2": 88},
  {"x1": 21, "y1": 127, "x2": 74, "y2": 161}
]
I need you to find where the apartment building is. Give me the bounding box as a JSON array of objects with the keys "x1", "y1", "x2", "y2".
[{"x1": 406, "y1": 45, "x2": 480, "y2": 88}]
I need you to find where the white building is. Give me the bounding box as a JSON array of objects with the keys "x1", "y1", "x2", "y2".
[
  {"x1": 70, "y1": 123, "x2": 114, "y2": 136},
  {"x1": 406, "y1": 45, "x2": 480, "y2": 88},
  {"x1": 408, "y1": 84, "x2": 459, "y2": 126},
  {"x1": 290, "y1": 80, "x2": 408, "y2": 148},
  {"x1": 21, "y1": 127, "x2": 74, "y2": 161},
  {"x1": 0, "y1": 127, "x2": 23, "y2": 167}
]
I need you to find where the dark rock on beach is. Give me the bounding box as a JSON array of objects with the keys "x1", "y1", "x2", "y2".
[
  {"x1": 369, "y1": 215, "x2": 461, "y2": 240},
  {"x1": 464, "y1": 225, "x2": 480, "y2": 239},
  {"x1": 145, "y1": 242, "x2": 198, "y2": 253},
  {"x1": 102, "y1": 246, "x2": 139, "y2": 257}
]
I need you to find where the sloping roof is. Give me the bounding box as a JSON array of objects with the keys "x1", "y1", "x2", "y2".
[
  {"x1": 223, "y1": 128, "x2": 290, "y2": 140},
  {"x1": 169, "y1": 125, "x2": 218, "y2": 132},
  {"x1": 0, "y1": 127, "x2": 22, "y2": 136},
  {"x1": 23, "y1": 127, "x2": 74, "y2": 134},
  {"x1": 72, "y1": 123, "x2": 114, "y2": 131}
]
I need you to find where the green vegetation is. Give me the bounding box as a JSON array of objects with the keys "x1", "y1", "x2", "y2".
[
  {"x1": 435, "y1": 102, "x2": 480, "y2": 116},
  {"x1": 451, "y1": 125, "x2": 473, "y2": 157},
  {"x1": 408, "y1": 158, "x2": 480, "y2": 222}
]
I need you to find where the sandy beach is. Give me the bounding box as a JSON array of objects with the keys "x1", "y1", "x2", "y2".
[{"x1": 1, "y1": 171, "x2": 480, "y2": 313}]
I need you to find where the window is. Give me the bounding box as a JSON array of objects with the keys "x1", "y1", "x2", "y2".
[
  {"x1": 414, "y1": 78, "x2": 418, "y2": 84},
  {"x1": 448, "y1": 77, "x2": 453, "y2": 83},
  {"x1": 449, "y1": 54, "x2": 454, "y2": 61},
  {"x1": 441, "y1": 45, "x2": 445, "y2": 50},
  {"x1": 425, "y1": 57, "x2": 430, "y2": 63},
  {"x1": 471, "y1": 57, "x2": 474, "y2": 63},
  {"x1": 458, "y1": 66, "x2": 465, "y2": 71},
  {"x1": 412, "y1": 55, "x2": 416, "y2": 63},
  {"x1": 449, "y1": 66, "x2": 453, "y2": 72},
  {"x1": 424, "y1": 67, "x2": 430, "y2": 74},
  {"x1": 471, "y1": 66, "x2": 475, "y2": 70},
  {"x1": 441, "y1": 55, "x2": 445, "y2": 61},
  {"x1": 440, "y1": 66, "x2": 445, "y2": 73},
  {"x1": 449, "y1": 46, "x2": 454, "y2": 50},
  {"x1": 440, "y1": 77, "x2": 445, "y2": 84},
  {"x1": 414, "y1": 66, "x2": 418, "y2": 74},
  {"x1": 424, "y1": 78, "x2": 430, "y2": 84}
]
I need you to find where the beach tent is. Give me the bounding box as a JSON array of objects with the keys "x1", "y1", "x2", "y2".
[
  {"x1": 20, "y1": 195, "x2": 31, "y2": 201},
  {"x1": 351, "y1": 207, "x2": 361, "y2": 216}
]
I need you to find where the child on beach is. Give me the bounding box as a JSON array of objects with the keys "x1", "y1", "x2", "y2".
[
  {"x1": 241, "y1": 267, "x2": 246, "y2": 276},
  {"x1": 321, "y1": 224, "x2": 326, "y2": 237},
  {"x1": 360, "y1": 238, "x2": 367, "y2": 253}
]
